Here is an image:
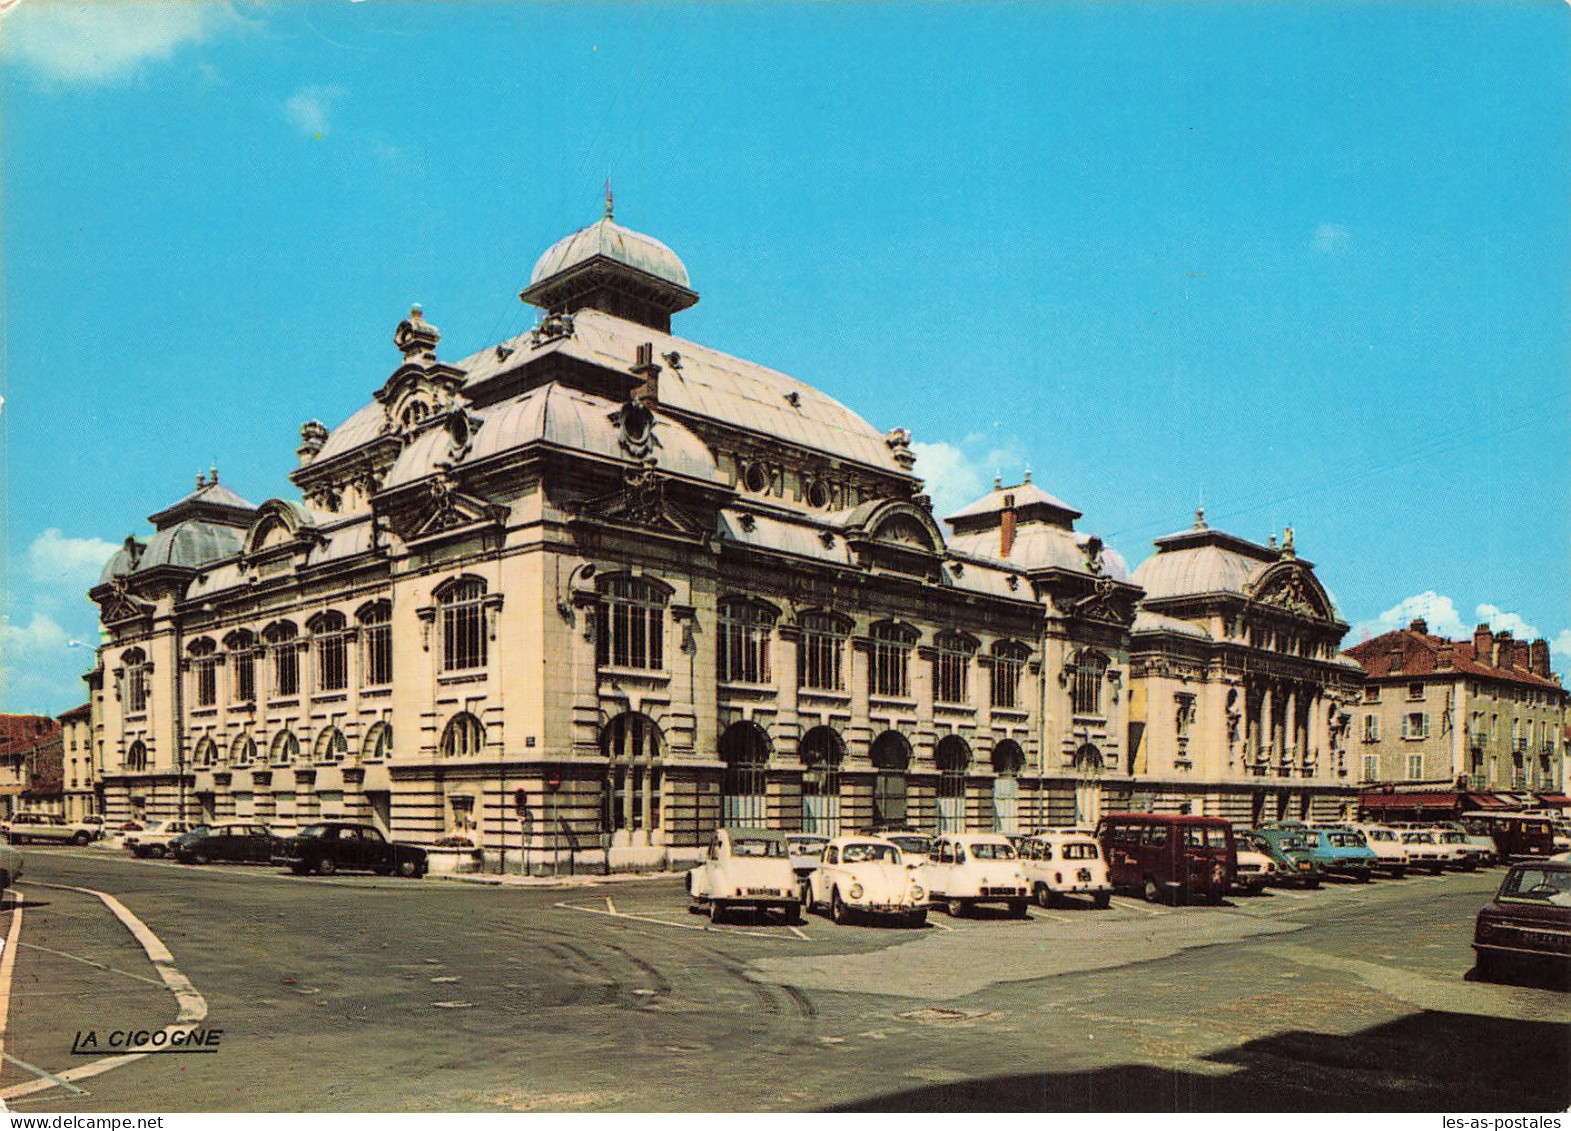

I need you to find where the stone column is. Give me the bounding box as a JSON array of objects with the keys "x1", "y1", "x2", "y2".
[
  {"x1": 1284, "y1": 687, "x2": 1298, "y2": 763},
  {"x1": 1260, "y1": 684, "x2": 1273, "y2": 760}
]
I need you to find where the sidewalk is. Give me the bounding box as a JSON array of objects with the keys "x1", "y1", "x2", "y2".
[{"x1": 430, "y1": 868, "x2": 683, "y2": 889}]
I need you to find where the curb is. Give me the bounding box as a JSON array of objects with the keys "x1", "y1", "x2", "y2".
[{"x1": 430, "y1": 870, "x2": 684, "y2": 890}]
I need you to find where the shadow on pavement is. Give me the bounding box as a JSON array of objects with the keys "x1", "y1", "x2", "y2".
[{"x1": 823, "y1": 1010, "x2": 1571, "y2": 1112}]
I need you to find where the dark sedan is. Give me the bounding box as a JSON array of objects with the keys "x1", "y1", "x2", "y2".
[
  {"x1": 273, "y1": 821, "x2": 428, "y2": 877},
  {"x1": 1473, "y1": 860, "x2": 1571, "y2": 983},
  {"x1": 171, "y1": 822, "x2": 280, "y2": 865}
]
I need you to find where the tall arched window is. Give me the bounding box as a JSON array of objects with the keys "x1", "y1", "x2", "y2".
[
  {"x1": 230, "y1": 733, "x2": 257, "y2": 767},
  {"x1": 870, "y1": 731, "x2": 911, "y2": 829},
  {"x1": 270, "y1": 730, "x2": 300, "y2": 765},
  {"x1": 192, "y1": 736, "x2": 218, "y2": 769},
  {"x1": 717, "y1": 599, "x2": 776, "y2": 684},
  {"x1": 188, "y1": 638, "x2": 218, "y2": 708},
  {"x1": 990, "y1": 641, "x2": 1030, "y2": 710},
  {"x1": 263, "y1": 622, "x2": 300, "y2": 700},
  {"x1": 602, "y1": 713, "x2": 663, "y2": 835},
  {"x1": 358, "y1": 601, "x2": 392, "y2": 687},
  {"x1": 308, "y1": 611, "x2": 349, "y2": 693},
  {"x1": 437, "y1": 578, "x2": 488, "y2": 672},
  {"x1": 224, "y1": 630, "x2": 257, "y2": 704},
  {"x1": 798, "y1": 612, "x2": 850, "y2": 692},
  {"x1": 1071, "y1": 650, "x2": 1109, "y2": 717},
  {"x1": 121, "y1": 648, "x2": 150, "y2": 715},
  {"x1": 440, "y1": 713, "x2": 486, "y2": 758},
  {"x1": 596, "y1": 576, "x2": 669, "y2": 672},
  {"x1": 991, "y1": 740, "x2": 1026, "y2": 834},
  {"x1": 935, "y1": 735, "x2": 970, "y2": 832},
  {"x1": 800, "y1": 727, "x2": 844, "y2": 836},
  {"x1": 719, "y1": 721, "x2": 770, "y2": 825},
  {"x1": 314, "y1": 726, "x2": 348, "y2": 763},
  {"x1": 933, "y1": 632, "x2": 977, "y2": 705},
  {"x1": 362, "y1": 721, "x2": 392, "y2": 761},
  {"x1": 870, "y1": 623, "x2": 918, "y2": 699},
  {"x1": 125, "y1": 739, "x2": 148, "y2": 772}
]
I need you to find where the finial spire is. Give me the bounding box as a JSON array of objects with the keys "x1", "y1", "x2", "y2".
[
  {"x1": 1194, "y1": 506, "x2": 1207, "y2": 530},
  {"x1": 604, "y1": 178, "x2": 614, "y2": 220},
  {"x1": 993, "y1": 472, "x2": 1002, "y2": 490},
  {"x1": 1023, "y1": 467, "x2": 1032, "y2": 484},
  {"x1": 1282, "y1": 525, "x2": 1296, "y2": 557}
]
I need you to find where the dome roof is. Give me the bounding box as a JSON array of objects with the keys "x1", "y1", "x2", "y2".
[
  {"x1": 947, "y1": 525, "x2": 1130, "y2": 581},
  {"x1": 134, "y1": 521, "x2": 244, "y2": 574},
  {"x1": 529, "y1": 216, "x2": 690, "y2": 291},
  {"x1": 99, "y1": 543, "x2": 141, "y2": 586}
]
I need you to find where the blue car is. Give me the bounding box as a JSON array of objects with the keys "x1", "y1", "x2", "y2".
[{"x1": 1300, "y1": 827, "x2": 1379, "y2": 881}]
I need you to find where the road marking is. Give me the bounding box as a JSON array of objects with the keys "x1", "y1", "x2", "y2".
[
  {"x1": 1033, "y1": 910, "x2": 1074, "y2": 924},
  {"x1": 929, "y1": 917, "x2": 955, "y2": 932},
  {"x1": 787, "y1": 925, "x2": 809, "y2": 941},
  {"x1": 0, "y1": 893, "x2": 22, "y2": 1099},
  {"x1": 1109, "y1": 897, "x2": 1165, "y2": 916},
  {"x1": 554, "y1": 902, "x2": 810, "y2": 942},
  {"x1": 15, "y1": 942, "x2": 167, "y2": 988},
  {"x1": 1, "y1": 1055, "x2": 86, "y2": 1097},
  {"x1": 1, "y1": 882, "x2": 209, "y2": 1101},
  {"x1": 605, "y1": 895, "x2": 617, "y2": 915}
]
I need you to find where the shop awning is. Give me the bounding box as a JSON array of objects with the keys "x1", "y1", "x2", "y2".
[
  {"x1": 1534, "y1": 793, "x2": 1571, "y2": 809},
  {"x1": 1461, "y1": 792, "x2": 1513, "y2": 810},
  {"x1": 1359, "y1": 791, "x2": 1460, "y2": 813}
]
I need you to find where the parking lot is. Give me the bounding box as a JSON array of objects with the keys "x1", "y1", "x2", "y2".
[{"x1": 1, "y1": 845, "x2": 1567, "y2": 1111}]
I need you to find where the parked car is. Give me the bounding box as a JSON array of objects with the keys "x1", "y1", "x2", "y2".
[
  {"x1": 1239, "y1": 829, "x2": 1322, "y2": 888},
  {"x1": 879, "y1": 831, "x2": 934, "y2": 869},
  {"x1": 124, "y1": 820, "x2": 199, "y2": 858},
  {"x1": 0, "y1": 840, "x2": 23, "y2": 896},
  {"x1": 1346, "y1": 824, "x2": 1411, "y2": 877},
  {"x1": 687, "y1": 828, "x2": 801, "y2": 923},
  {"x1": 1437, "y1": 819, "x2": 1498, "y2": 865},
  {"x1": 1461, "y1": 812, "x2": 1558, "y2": 861},
  {"x1": 925, "y1": 832, "x2": 1029, "y2": 917},
  {"x1": 784, "y1": 833, "x2": 829, "y2": 882},
  {"x1": 1472, "y1": 859, "x2": 1571, "y2": 982},
  {"x1": 1231, "y1": 843, "x2": 1276, "y2": 896},
  {"x1": 274, "y1": 821, "x2": 428, "y2": 877},
  {"x1": 171, "y1": 822, "x2": 281, "y2": 865},
  {"x1": 1435, "y1": 828, "x2": 1485, "y2": 871},
  {"x1": 1299, "y1": 827, "x2": 1379, "y2": 881},
  {"x1": 803, "y1": 836, "x2": 928, "y2": 926},
  {"x1": 1396, "y1": 830, "x2": 1448, "y2": 875},
  {"x1": 1099, "y1": 813, "x2": 1236, "y2": 905},
  {"x1": 1, "y1": 812, "x2": 98, "y2": 846},
  {"x1": 1018, "y1": 832, "x2": 1112, "y2": 908}
]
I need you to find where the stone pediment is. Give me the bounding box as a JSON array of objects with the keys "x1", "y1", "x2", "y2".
[
  {"x1": 394, "y1": 471, "x2": 508, "y2": 542},
  {"x1": 1249, "y1": 561, "x2": 1335, "y2": 622},
  {"x1": 578, "y1": 462, "x2": 705, "y2": 538},
  {"x1": 100, "y1": 578, "x2": 155, "y2": 624}
]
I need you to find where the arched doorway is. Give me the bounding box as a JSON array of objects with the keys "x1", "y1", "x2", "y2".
[
  {"x1": 719, "y1": 721, "x2": 771, "y2": 825},
  {"x1": 870, "y1": 731, "x2": 911, "y2": 830},
  {"x1": 1073, "y1": 743, "x2": 1104, "y2": 828},
  {"x1": 935, "y1": 735, "x2": 970, "y2": 833},
  {"x1": 800, "y1": 727, "x2": 844, "y2": 836},
  {"x1": 601, "y1": 713, "x2": 664, "y2": 844},
  {"x1": 991, "y1": 740, "x2": 1026, "y2": 834}
]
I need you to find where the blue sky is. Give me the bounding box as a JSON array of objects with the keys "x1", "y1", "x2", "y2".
[{"x1": 2, "y1": 1, "x2": 1568, "y2": 714}]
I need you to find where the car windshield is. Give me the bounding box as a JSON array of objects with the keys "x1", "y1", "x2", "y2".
[
  {"x1": 1499, "y1": 867, "x2": 1571, "y2": 906},
  {"x1": 1327, "y1": 832, "x2": 1362, "y2": 847},
  {"x1": 732, "y1": 837, "x2": 786, "y2": 858},
  {"x1": 968, "y1": 842, "x2": 1017, "y2": 860},
  {"x1": 1439, "y1": 831, "x2": 1467, "y2": 843},
  {"x1": 841, "y1": 843, "x2": 899, "y2": 864},
  {"x1": 298, "y1": 825, "x2": 328, "y2": 839},
  {"x1": 886, "y1": 836, "x2": 929, "y2": 855},
  {"x1": 1060, "y1": 841, "x2": 1099, "y2": 860},
  {"x1": 1277, "y1": 835, "x2": 1307, "y2": 850}
]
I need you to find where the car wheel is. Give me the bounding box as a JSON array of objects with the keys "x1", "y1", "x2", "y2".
[
  {"x1": 1394, "y1": 867, "x2": 1407, "y2": 879},
  {"x1": 831, "y1": 889, "x2": 851, "y2": 925},
  {"x1": 784, "y1": 903, "x2": 803, "y2": 927},
  {"x1": 1463, "y1": 858, "x2": 1478, "y2": 872},
  {"x1": 1142, "y1": 876, "x2": 1161, "y2": 904},
  {"x1": 1357, "y1": 871, "x2": 1371, "y2": 883},
  {"x1": 316, "y1": 857, "x2": 336, "y2": 876},
  {"x1": 72, "y1": 831, "x2": 90, "y2": 846},
  {"x1": 396, "y1": 858, "x2": 419, "y2": 878},
  {"x1": 1473, "y1": 952, "x2": 1500, "y2": 982},
  {"x1": 799, "y1": 881, "x2": 813, "y2": 913},
  {"x1": 907, "y1": 910, "x2": 928, "y2": 928},
  {"x1": 1431, "y1": 864, "x2": 1444, "y2": 876},
  {"x1": 1033, "y1": 883, "x2": 1054, "y2": 909},
  {"x1": 152, "y1": 845, "x2": 168, "y2": 858},
  {"x1": 1093, "y1": 892, "x2": 1111, "y2": 910},
  {"x1": 1008, "y1": 899, "x2": 1029, "y2": 918},
  {"x1": 709, "y1": 900, "x2": 727, "y2": 924},
  {"x1": 945, "y1": 898, "x2": 967, "y2": 918},
  {"x1": 1305, "y1": 878, "x2": 1321, "y2": 890},
  {"x1": 290, "y1": 862, "x2": 309, "y2": 876}
]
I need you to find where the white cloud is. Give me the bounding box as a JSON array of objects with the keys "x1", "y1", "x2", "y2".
[
  {"x1": 0, "y1": 611, "x2": 68, "y2": 656},
  {"x1": 1312, "y1": 223, "x2": 1351, "y2": 255},
  {"x1": 1349, "y1": 591, "x2": 1466, "y2": 642},
  {"x1": 3, "y1": 1, "x2": 236, "y2": 84},
  {"x1": 1552, "y1": 630, "x2": 1571, "y2": 660},
  {"x1": 910, "y1": 441, "x2": 988, "y2": 521},
  {"x1": 1475, "y1": 603, "x2": 1540, "y2": 641},
  {"x1": 285, "y1": 84, "x2": 344, "y2": 137},
  {"x1": 28, "y1": 529, "x2": 119, "y2": 589}
]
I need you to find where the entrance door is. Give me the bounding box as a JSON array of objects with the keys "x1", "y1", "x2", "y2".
[
  {"x1": 993, "y1": 775, "x2": 1019, "y2": 834},
  {"x1": 367, "y1": 791, "x2": 392, "y2": 836}
]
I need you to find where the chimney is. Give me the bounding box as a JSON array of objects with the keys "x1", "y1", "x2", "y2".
[
  {"x1": 1530, "y1": 638, "x2": 1551, "y2": 679},
  {"x1": 1409, "y1": 618, "x2": 1428, "y2": 635},
  {"x1": 1473, "y1": 624, "x2": 1493, "y2": 661},
  {"x1": 1492, "y1": 629, "x2": 1513, "y2": 669},
  {"x1": 999, "y1": 493, "x2": 1017, "y2": 559},
  {"x1": 631, "y1": 342, "x2": 661, "y2": 405},
  {"x1": 1436, "y1": 641, "x2": 1453, "y2": 670}
]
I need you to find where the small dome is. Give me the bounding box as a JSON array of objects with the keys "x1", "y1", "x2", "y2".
[
  {"x1": 135, "y1": 521, "x2": 244, "y2": 573},
  {"x1": 529, "y1": 216, "x2": 691, "y2": 291},
  {"x1": 99, "y1": 544, "x2": 140, "y2": 586}
]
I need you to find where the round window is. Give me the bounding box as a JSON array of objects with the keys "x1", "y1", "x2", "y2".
[
  {"x1": 622, "y1": 403, "x2": 652, "y2": 444},
  {"x1": 806, "y1": 480, "x2": 830, "y2": 508},
  {"x1": 743, "y1": 463, "x2": 768, "y2": 493}
]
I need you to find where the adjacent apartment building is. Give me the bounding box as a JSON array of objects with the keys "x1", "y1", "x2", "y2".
[
  {"x1": 59, "y1": 703, "x2": 98, "y2": 822},
  {"x1": 1343, "y1": 620, "x2": 1567, "y2": 794}
]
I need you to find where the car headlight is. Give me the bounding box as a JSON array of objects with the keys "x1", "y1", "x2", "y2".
[
  {"x1": 848, "y1": 883, "x2": 864, "y2": 900},
  {"x1": 1477, "y1": 919, "x2": 1494, "y2": 939},
  {"x1": 910, "y1": 886, "x2": 924, "y2": 902}
]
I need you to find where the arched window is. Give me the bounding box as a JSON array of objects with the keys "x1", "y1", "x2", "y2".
[
  {"x1": 800, "y1": 727, "x2": 845, "y2": 836},
  {"x1": 869, "y1": 731, "x2": 911, "y2": 829},
  {"x1": 933, "y1": 632, "x2": 977, "y2": 706},
  {"x1": 935, "y1": 735, "x2": 970, "y2": 832},
  {"x1": 717, "y1": 599, "x2": 776, "y2": 684},
  {"x1": 192, "y1": 736, "x2": 218, "y2": 769},
  {"x1": 230, "y1": 733, "x2": 257, "y2": 767},
  {"x1": 263, "y1": 622, "x2": 300, "y2": 700},
  {"x1": 602, "y1": 713, "x2": 663, "y2": 834},
  {"x1": 314, "y1": 726, "x2": 348, "y2": 763},
  {"x1": 271, "y1": 730, "x2": 300, "y2": 765},
  {"x1": 596, "y1": 576, "x2": 669, "y2": 672},
  {"x1": 437, "y1": 578, "x2": 488, "y2": 672},
  {"x1": 870, "y1": 623, "x2": 919, "y2": 699},
  {"x1": 363, "y1": 721, "x2": 392, "y2": 761},
  {"x1": 719, "y1": 722, "x2": 771, "y2": 825},
  {"x1": 188, "y1": 638, "x2": 219, "y2": 708},
  {"x1": 224, "y1": 630, "x2": 257, "y2": 704},
  {"x1": 121, "y1": 648, "x2": 150, "y2": 715},
  {"x1": 798, "y1": 612, "x2": 850, "y2": 692},
  {"x1": 990, "y1": 740, "x2": 1026, "y2": 834},
  {"x1": 440, "y1": 713, "x2": 485, "y2": 758},
  {"x1": 358, "y1": 601, "x2": 392, "y2": 687},
  {"x1": 308, "y1": 611, "x2": 349, "y2": 693},
  {"x1": 1071, "y1": 650, "x2": 1109, "y2": 717},
  {"x1": 125, "y1": 739, "x2": 148, "y2": 772},
  {"x1": 990, "y1": 641, "x2": 1030, "y2": 711}
]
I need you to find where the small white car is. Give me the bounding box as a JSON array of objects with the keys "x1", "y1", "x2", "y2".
[
  {"x1": 1231, "y1": 846, "x2": 1276, "y2": 896},
  {"x1": 1351, "y1": 824, "x2": 1410, "y2": 877},
  {"x1": 785, "y1": 833, "x2": 829, "y2": 882},
  {"x1": 1018, "y1": 832, "x2": 1112, "y2": 908},
  {"x1": 926, "y1": 833, "x2": 1029, "y2": 917},
  {"x1": 803, "y1": 836, "x2": 928, "y2": 927},
  {"x1": 686, "y1": 828, "x2": 801, "y2": 924},
  {"x1": 1434, "y1": 828, "x2": 1485, "y2": 871},
  {"x1": 124, "y1": 820, "x2": 199, "y2": 858},
  {"x1": 1398, "y1": 830, "x2": 1447, "y2": 875},
  {"x1": 2, "y1": 812, "x2": 99, "y2": 846}
]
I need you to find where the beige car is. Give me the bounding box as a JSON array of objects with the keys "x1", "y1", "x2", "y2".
[{"x1": 2, "y1": 812, "x2": 97, "y2": 846}]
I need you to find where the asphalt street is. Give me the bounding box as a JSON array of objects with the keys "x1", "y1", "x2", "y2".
[{"x1": 1, "y1": 848, "x2": 1566, "y2": 1112}]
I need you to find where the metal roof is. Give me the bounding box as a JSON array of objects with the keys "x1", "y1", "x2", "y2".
[
  {"x1": 945, "y1": 481, "x2": 1080, "y2": 524},
  {"x1": 529, "y1": 217, "x2": 690, "y2": 290},
  {"x1": 135, "y1": 521, "x2": 244, "y2": 574},
  {"x1": 946, "y1": 524, "x2": 1130, "y2": 582},
  {"x1": 1132, "y1": 609, "x2": 1212, "y2": 640}
]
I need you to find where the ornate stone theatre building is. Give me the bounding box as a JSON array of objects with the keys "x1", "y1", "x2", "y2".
[
  {"x1": 1125, "y1": 515, "x2": 1364, "y2": 822},
  {"x1": 91, "y1": 204, "x2": 1153, "y2": 871}
]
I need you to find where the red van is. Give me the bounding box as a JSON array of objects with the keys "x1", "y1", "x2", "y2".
[{"x1": 1096, "y1": 813, "x2": 1237, "y2": 905}]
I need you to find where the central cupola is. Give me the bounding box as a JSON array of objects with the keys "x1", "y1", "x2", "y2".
[{"x1": 520, "y1": 189, "x2": 698, "y2": 332}]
